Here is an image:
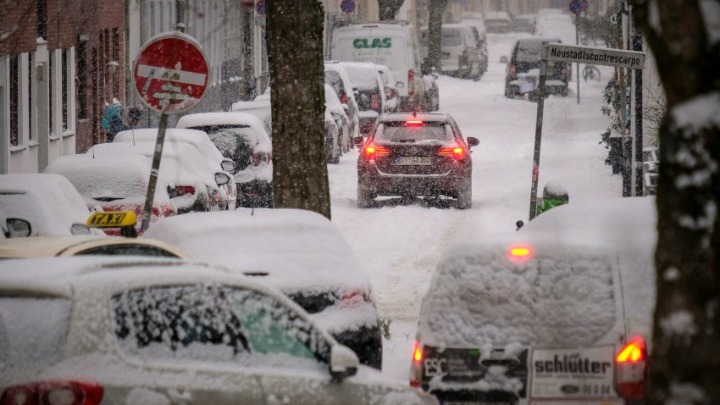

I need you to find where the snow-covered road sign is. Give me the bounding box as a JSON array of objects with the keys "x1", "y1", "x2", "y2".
[{"x1": 133, "y1": 32, "x2": 209, "y2": 114}]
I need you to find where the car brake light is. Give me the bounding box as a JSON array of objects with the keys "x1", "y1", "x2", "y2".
[
  {"x1": 340, "y1": 92, "x2": 348, "y2": 105},
  {"x1": 408, "y1": 69, "x2": 415, "y2": 96},
  {"x1": 175, "y1": 186, "x2": 195, "y2": 196},
  {"x1": 370, "y1": 93, "x2": 381, "y2": 111},
  {"x1": 507, "y1": 244, "x2": 534, "y2": 264},
  {"x1": 438, "y1": 145, "x2": 466, "y2": 160},
  {"x1": 410, "y1": 340, "x2": 423, "y2": 388},
  {"x1": 615, "y1": 336, "x2": 648, "y2": 400},
  {"x1": 1, "y1": 381, "x2": 104, "y2": 405},
  {"x1": 405, "y1": 120, "x2": 423, "y2": 127},
  {"x1": 252, "y1": 152, "x2": 269, "y2": 166},
  {"x1": 340, "y1": 289, "x2": 369, "y2": 306},
  {"x1": 364, "y1": 145, "x2": 391, "y2": 158}
]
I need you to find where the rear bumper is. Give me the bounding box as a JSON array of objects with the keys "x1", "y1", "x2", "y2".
[{"x1": 358, "y1": 162, "x2": 470, "y2": 197}]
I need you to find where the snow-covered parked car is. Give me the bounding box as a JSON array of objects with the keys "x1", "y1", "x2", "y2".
[
  {"x1": 0, "y1": 173, "x2": 101, "y2": 237},
  {"x1": 176, "y1": 112, "x2": 274, "y2": 208},
  {"x1": 114, "y1": 128, "x2": 237, "y2": 210},
  {"x1": 336, "y1": 61, "x2": 387, "y2": 136},
  {"x1": 325, "y1": 83, "x2": 352, "y2": 157},
  {"x1": 143, "y1": 208, "x2": 385, "y2": 370},
  {"x1": 325, "y1": 62, "x2": 362, "y2": 142},
  {"x1": 412, "y1": 197, "x2": 655, "y2": 405},
  {"x1": 0, "y1": 256, "x2": 438, "y2": 405}
]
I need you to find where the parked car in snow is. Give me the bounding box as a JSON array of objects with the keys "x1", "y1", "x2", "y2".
[
  {"x1": 511, "y1": 14, "x2": 537, "y2": 34},
  {"x1": 484, "y1": 11, "x2": 513, "y2": 33},
  {"x1": 0, "y1": 256, "x2": 438, "y2": 405},
  {"x1": 0, "y1": 233, "x2": 188, "y2": 258},
  {"x1": 325, "y1": 62, "x2": 362, "y2": 142},
  {"x1": 376, "y1": 64, "x2": 399, "y2": 112},
  {"x1": 176, "y1": 112, "x2": 274, "y2": 208},
  {"x1": 505, "y1": 37, "x2": 570, "y2": 99},
  {"x1": 325, "y1": 83, "x2": 352, "y2": 156},
  {"x1": 420, "y1": 24, "x2": 485, "y2": 80},
  {"x1": 335, "y1": 61, "x2": 387, "y2": 136},
  {"x1": 143, "y1": 208, "x2": 385, "y2": 370},
  {"x1": 412, "y1": 197, "x2": 655, "y2": 405},
  {"x1": 355, "y1": 112, "x2": 479, "y2": 209},
  {"x1": 0, "y1": 173, "x2": 100, "y2": 237},
  {"x1": 114, "y1": 128, "x2": 237, "y2": 210},
  {"x1": 230, "y1": 95, "x2": 273, "y2": 137}
]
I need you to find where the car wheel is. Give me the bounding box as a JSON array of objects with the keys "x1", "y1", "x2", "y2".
[
  {"x1": 457, "y1": 182, "x2": 472, "y2": 209},
  {"x1": 357, "y1": 183, "x2": 374, "y2": 208}
]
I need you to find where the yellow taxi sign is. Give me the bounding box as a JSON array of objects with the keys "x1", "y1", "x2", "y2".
[{"x1": 86, "y1": 211, "x2": 138, "y2": 228}]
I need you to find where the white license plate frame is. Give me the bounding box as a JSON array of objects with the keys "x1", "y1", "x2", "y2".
[{"x1": 395, "y1": 156, "x2": 432, "y2": 165}]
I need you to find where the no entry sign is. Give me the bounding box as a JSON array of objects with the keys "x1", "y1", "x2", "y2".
[{"x1": 133, "y1": 32, "x2": 209, "y2": 114}]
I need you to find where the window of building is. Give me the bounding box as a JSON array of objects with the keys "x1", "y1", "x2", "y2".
[
  {"x1": 37, "y1": 0, "x2": 47, "y2": 39},
  {"x1": 9, "y1": 55, "x2": 19, "y2": 146}
]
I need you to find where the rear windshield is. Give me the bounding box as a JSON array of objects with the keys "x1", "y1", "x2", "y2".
[
  {"x1": 0, "y1": 296, "x2": 71, "y2": 371},
  {"x1": 375, "y1": 121, "x2": 453, "y2": 143},
  {"x1": 419, "y1": 246, "x2": 618, "y2": 348},
  {"x1": 441, "y1": 29, "x2": 462, "y2": 46}
]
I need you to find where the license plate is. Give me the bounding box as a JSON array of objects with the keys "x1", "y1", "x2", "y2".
[{"x1": 396, "y1": 156, "x2": 432, "y2": 165}]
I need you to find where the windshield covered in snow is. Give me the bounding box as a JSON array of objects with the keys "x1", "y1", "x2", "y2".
[
  {"x1": 112, "y1": 284, "x2": 330, "y2": 368},
  {"x1": 418, "y1": 242, "x2": 618, "y2": 348},
  {"x1": 0, "y1": 297, "x2": 71, "y2": 371}
]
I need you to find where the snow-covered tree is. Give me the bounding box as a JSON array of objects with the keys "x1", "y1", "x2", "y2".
[
  {"x1": 266, "y1": 0, "x2": 331, "y2": 219},
  {"x1": 632, "y1": 0, "x2": 720, "y2": 403}
]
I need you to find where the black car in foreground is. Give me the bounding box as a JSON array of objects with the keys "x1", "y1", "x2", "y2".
[
  {"x1": 355, "y1": 112, "x2": 479, "y2": 209},
  {"x1": 505, "y1": 37, "x2": 570, "y2": 99}
]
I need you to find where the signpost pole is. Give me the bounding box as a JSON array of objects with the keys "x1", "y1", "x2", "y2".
[
  {"x1": 140, "y1": 112, "x2": 168, "y2": 233},
  {"x1": 529, "y1": 60, "x2": 547, "y2": 221},
  {"x1": 575, "y1": 13, "x2": 580, "y2": 104}
]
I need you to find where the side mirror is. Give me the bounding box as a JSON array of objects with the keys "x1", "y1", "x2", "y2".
[
  {"x1": 516, "y1": 220, "x2": 524, "y2": 231},
  {"x1": 214, "y1": 172, "x2": 231, "y2": 186},
  {"x1": 467, "y1": 136, "x2": 480, "y2": 147},
  {"x1": 500, "y1": 55, "x2": 509, "y2": 64},
  {"x1": 353, "y1": 136, "x2": 365, "y2": 147},
  {"x1": 329, "y1": 345, "x2": 359, "y2": 382},
  {"x1": 5, "y1": 218, "x2": 32, "y2": 238},
  {"x1": 221, "y1": 158, "x2": 236, "y2": 173}
]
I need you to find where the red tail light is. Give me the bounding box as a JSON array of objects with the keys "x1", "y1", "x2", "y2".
[
  {"x1": 1, "y1": 381, "x2": 104, "y2": 405},
  {"x1": 410, "y1": 340, "x2": 423, "y2": 388},
  {"x1": 175, "y1": 185, "x2": 195, "y2": 196},
  {"x1": 252, "y1": 152, "x2": 270, "y2": 166},
  {"x1": 363, "y1": 144, "x2": 391, "y2": 158},
  {"x1": 340, "y1": 92, "x2": 348, "y2": 105},
  {"x1": 370, "y1": 94, "x2": 381, "y2": 111},
  {"x1": 408, "y1": 70, "x2": 415, "y2": 96},
  {"x1": 508, "y1": 64, "x2": 517, "y2": 78},
  {"x1": 339, "y1": 289, "x2": 370, "y2": 306},
  {"x1": 615, "y1": 336, "x2": 648, "y2": 400},
  {"x1": 438, "y1": 145, "x2": 466, "y2": 160},
  {"x1": 405, "y1": 119, "x2": 423, "y2": 127}
]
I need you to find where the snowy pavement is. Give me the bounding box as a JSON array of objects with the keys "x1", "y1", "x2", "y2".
[{"x1": 327, "y1": 31, "x2": 624, "y2": 383}]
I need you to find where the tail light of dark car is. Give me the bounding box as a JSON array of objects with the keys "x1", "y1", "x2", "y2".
[
  {"x1": 170, "y1": 185, "x2": 196, "y2": 197},
  {"x1": 438, "y1": 144, "x2": 468, "y2": 161},
  {"x1": 361, "y1": 144, "x2": 391, "y2": 159},
  {"x1": 1, "y1": 380, "x2": 104, "y2": 405},
  {"x1": 615, "y1": 336, "x2": 648, "y2": 400},
  {"x1": 410, "y1": 340, "x2": 424, "y2": 388},
  {"x1": 408, "y1": 69, "x2": 415, "y2": 97},
  {"x1": 340, "y1": 91, "x2": 348, "y2": 105}
]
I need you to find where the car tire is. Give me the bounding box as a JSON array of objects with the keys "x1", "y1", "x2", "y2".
[
  {"x1": 457, "y1": 181, "x2": 472, "y2": 209},
  {"x1": 357, "y1": 183, "x2": 374, "y2": 208}
]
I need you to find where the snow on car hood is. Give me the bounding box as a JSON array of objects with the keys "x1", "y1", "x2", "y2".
[{"x1": 143, "y1": 209, "x2": 373, "y2": 297}]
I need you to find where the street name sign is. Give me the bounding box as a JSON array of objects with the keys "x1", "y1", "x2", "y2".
[
  {"x1": 543, "y1": 43, "x2": 646, "y2": 70},
  {"x1": 133, "y1": 31, "x2": 209, "y2": 114}
]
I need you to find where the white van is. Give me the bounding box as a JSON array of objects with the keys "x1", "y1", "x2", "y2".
[{"x1": 330, "y1": 22, "x2": 431, "y2": 112}]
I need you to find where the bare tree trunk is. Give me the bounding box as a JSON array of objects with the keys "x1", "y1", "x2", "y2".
[
  {"x1": 427, "y1": 0, "x2": 447, "y2": 71},
  {"x1": 632, "y1": 0, "x2": 720, "y2": 403},
  {"x1": 378, "y1": 0, "x2": 405, "y2": 20},
  {"x1": 266, "y1": 0, "x2": 331, "y2": 219}
]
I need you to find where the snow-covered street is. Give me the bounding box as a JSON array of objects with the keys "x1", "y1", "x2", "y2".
[{"x1": 328, "y1": 30, "x2": 624, "y2": 382}]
